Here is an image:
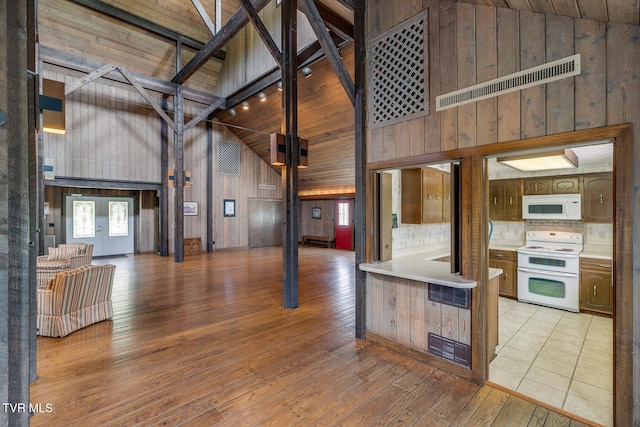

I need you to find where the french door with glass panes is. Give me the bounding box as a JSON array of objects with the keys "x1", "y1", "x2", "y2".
[{"x1": 65, "y1": 195, "x2": 134, "y2": 256}]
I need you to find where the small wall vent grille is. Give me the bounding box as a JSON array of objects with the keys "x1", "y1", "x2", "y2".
[
  {"x1": 368, "y1": 12, "x2": 428, "y2": 128},
  {"x1": 436, "y1": 54, "x2": 580, "y2": 111},
  {"x1": 217, "y1": 140, "x2": 241, "y2": 176}
]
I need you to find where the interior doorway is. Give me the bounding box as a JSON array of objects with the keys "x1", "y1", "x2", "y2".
[
  {"x1": 65, "y1": 195, "x2": 134, "y2": 256},
  {"x1": 248, "y1": 198, "x2": 283, "y2": 248}
]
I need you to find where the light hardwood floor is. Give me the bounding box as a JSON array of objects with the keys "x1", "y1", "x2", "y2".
[{"x1": 31, "y1": 247, "x2": 592, "y2": 426}]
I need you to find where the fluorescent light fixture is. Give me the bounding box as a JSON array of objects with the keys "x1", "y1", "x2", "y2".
[{"x1": 497, "y1": 149, "x2": 578, "y2": 172}]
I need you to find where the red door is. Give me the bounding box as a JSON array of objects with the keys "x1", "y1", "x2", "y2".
[{"x1": 335, "y1": 200, "x2": 354, "y2": 250}]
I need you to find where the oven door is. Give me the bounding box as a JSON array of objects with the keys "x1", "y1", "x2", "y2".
[{"x1": 517, "y1": 267, "x2": 579, "y2": 312}]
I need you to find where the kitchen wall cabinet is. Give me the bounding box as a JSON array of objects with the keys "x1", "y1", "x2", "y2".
[
  {"x1": 489, "y1": 249, "x2": 517, "y2": 298},
  {"x1": 401, "y1": 167, "x2": 449, "y2": 224},
  {"x1": 421, "y1": 167, "x2": 444, "y2": 223},
  {"x1": 583, "y1": 172, "x2": 613, "y2": 223},
  {"x1": 580, "y1": 257, "x2": 613, "y2": 315},
  {"x1": 489, "y1": 179, "x2": 522, "y2": 221},
  {"x1": 523, "y1": 176, "x2": 580, "y2": 195}
]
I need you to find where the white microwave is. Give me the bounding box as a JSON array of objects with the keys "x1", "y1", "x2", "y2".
[{"x1": 522, "y1": 194, "x2": 581, "y2": 220}]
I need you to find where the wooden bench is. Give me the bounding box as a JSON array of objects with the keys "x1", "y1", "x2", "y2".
[{"x1": 301, "y1": 235, "x2": 336, "y2": 248}]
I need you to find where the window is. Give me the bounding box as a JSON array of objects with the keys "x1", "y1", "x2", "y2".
[
  {"x1": 73, "y1": 200, "x2": 95, "y2": 238},
  {"x1": 338, "y1": 202, "x2": 349, "y2": 226},
  {"x1": 109, "y1": 201, "x2": 129, "y2": 236}
]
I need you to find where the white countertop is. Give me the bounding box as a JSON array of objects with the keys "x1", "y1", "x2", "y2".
[
  {"x1": 580, "y1": 245, "x2": 613, "y2": 260},
  {"x1": 359, "y1": 259, "x2": 478, "y2": 288}
]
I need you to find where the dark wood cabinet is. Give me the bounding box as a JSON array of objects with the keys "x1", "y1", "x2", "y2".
[
  {"x1": 523, "y1": 178, "x2": 551, "y2": 195},
  {"x1": 401, "y1": 167, "x2": 449, "y2": 224},
  {"x1": 421, "y1": 167, "x2": 444, "y2": 223},
  {"x1": 580, "y1": 257, "x2": 613, "y2": 315},
  {"x1": 551, "y1": 175, "x2": 580, "y2": 194},
  {"x1": 489, "y1": 249, "x2": 517, "y2": 298},
  {"x1": 523, "y1": 176, "x2": 580, "y2": 195},
  {"x1": 583, "y1": 172, "x2": 613, "y2": 223},
  {"x1": 489, "y1": 179, "x2": 522, "y2": 221}
]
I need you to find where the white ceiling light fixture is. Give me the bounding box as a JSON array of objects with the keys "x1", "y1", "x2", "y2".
[
  {"x1": 497, "y1": 149, "x2": 578, "y2": 172},
  {"x1": 228, "y1": 108, "x2": 236, "y2": 116},
  {"x1": 242, "y1": 101, "x2": 249, "y2": 110},
  {"x1": 258, "y1": 92, "x2": 266, "y2": 102},
  {"x1": 301, "y1": 66, "x2": 312, "y2": 78},
  {"x1": 277, "y1": 81, "x2": 282, "y2": 91}
]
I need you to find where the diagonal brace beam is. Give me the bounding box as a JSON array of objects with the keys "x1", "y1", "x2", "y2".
[
  {"x1": 184, "y1": 97, "x2": 226, "y2": 131},
  {"x1": 65, "y1": 64, "x2": 117, "y2": 95},
  {"x1": 117, "y1": 66, "x2": 177, "y2": 132},
  {"x1": 298, "y1": 0, "x2": 355, "y2": 104},
  {"x1": 172, "y1": 0, "x2": 271, "y2": 84},
  {"x1": 238, "y1": 0, "x2": 282, "y2": 68}
]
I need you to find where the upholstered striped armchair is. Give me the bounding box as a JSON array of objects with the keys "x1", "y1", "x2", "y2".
[
  {"x1": 36, "y1": 264, "x2": 116, "y2": 338},
  {"x1": 36, "y1": 243, "x2": 93, "y2": 288}
]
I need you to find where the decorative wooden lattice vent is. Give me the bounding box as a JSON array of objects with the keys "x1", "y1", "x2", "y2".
[
  {"x1": 369, "y1": 12, "x2": 428, "y2": 128},
  {"x1": 217, "y1": 140, "x2": 241, "y2": 176},
  {"x1": 436, "y1": 54, "x2": 581, "y2": 111}
]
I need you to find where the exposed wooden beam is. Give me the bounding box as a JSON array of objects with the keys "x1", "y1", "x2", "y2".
[
  {"x1": 172, "y1": 0, "x2": 272, "y2": 84},
  {"x1": 65, "y1": 64, "x2": 117, "y2": 95},
  {"x1": 336, "y1": 0, "x2": 355, "y2": 10},
  {"x1": 238, "y1": 0, "x2": 282, "y2": 68},
  {"x1": 39, "y1": 46, "x2": 222, "y2": 106},
  {"x1": 68, "y1": 0, "x2": 225, "y2": 61},
  {"x1": 43, "y1": 177, "x2": 162, "y2": 190},
  {"x1": 184, "y1": 97, "x2": 226, "y2": 131},
  {"x1": 191, "y1": 0, "x2": 217, "y2": 35},
  {"x1": 299, "y1": 0, "x2": 355, "y2": 104},
  {"x1": 314, "y1": 1, "x2": 354, "y2": 40},
  {"x1": 117, "y1": 67, "x2": 177, "y2": 132}
]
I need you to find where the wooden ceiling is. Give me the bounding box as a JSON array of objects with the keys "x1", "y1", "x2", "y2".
[{"x1": 37, "y1": 0, "x2": 639, "y2": 196}]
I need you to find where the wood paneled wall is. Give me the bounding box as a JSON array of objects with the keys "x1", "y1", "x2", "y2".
[
  {"x1": 41, "y1": 67, "x2": 283, "y2": 253},
  {"x1": 214, "y1": 1, "x2": 318, "y2": 97},
  {"x1": 300, "y1": 199, "x2": 336, "y2": 238},
  {"x1": 367, "y1": 1, "x2": 640, "y2": 162}
]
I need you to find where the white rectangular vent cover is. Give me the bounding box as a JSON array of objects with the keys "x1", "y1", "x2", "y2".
[
  {"x1": 217, "y1": 140, "x2": 241, "y2": 175},
  {"x1": 436, "y1": 54, "x2": 581, "y2": 111},
  {"x1": 369, "y1": 12, "x2": 428, "y2": 128}
]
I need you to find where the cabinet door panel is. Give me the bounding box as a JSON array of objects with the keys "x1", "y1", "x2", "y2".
[
  {"x1": 583, "y1": 173, "x2": 613, "y2": 223},
  {"x1": 523, "y1": 178, "x2": 550, "y2": 195},
  {"x1": 552, "y1": 176, "x2": 580, "y2": 194}
]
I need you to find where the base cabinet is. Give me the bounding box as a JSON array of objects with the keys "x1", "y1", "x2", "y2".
[
  {"x1": 489, "y1": 249, "x2": 517, "y2": 299},
  {"x1": 580, "y1": 258, "x2": 613, "y2": 315}
]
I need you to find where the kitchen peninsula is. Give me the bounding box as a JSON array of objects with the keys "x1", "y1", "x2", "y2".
[{"x1": 359, "y1": 254, "x2": 503, "y2": 378}]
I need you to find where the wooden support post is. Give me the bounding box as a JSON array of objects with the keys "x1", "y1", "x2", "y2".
[
  {"x1": 1, "y1": 1, "x2": 33, "y2": 424},
  {"x1": 353, "y1": 0, "x2": 367, "y2": 339},
  {"x1": 174, "y1": 85, "x2": 185, "y2": 262},
  {"x1": 160, "y1": 98, "x2": 169, "y2": 257},
  {"x1": 207, "y1": 118, "x2": 214, "y2": 252},
  {"x1": 281, "y1": 0, "x2": 299, "y2": 309}
]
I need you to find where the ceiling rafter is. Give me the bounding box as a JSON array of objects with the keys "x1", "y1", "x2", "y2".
[
  {"x1": 68, "y1": 0, "x2": 225, "y2": 61},
  {"x1": 299, "y1": 0, "x2": 355, "y2": 104},
  {"x1": 238, "y1": 0, "x2": 282, "y2": 67}
]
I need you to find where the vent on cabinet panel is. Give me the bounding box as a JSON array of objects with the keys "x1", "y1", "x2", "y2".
[
  {"x1": 217, "y1": 140, "x2": 241, "y2": 176},
  {"x1": 436, "y1": 54, "x2": 581, "y2": 111}
]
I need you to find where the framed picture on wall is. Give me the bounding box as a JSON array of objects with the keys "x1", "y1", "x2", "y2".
[
  {"x1": 312, "y1": 207, "x2": 322, "y2": 219},
  {"x1": 224, "y1": 199, "x2": 236, "y2": 217},
  {"x1": 184, "y1": 201, "x2": 198, "y2": 216}
]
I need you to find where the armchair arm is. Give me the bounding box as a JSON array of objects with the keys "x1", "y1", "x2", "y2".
[{"x1": 69, "y1": 254, "x2": 90, "y2": 269}]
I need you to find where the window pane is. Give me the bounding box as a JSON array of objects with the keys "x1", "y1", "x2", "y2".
[
  {"x1": 109, "y1": 201, "x2": 128, "y2": 237},
  {"x1": 338, "y1": 202, "x2": 349, "y2": 226},
  {"x1": 73, "y1": 200, "x2": 95, "y2": 238}
]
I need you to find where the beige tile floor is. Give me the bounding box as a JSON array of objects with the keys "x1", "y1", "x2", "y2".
[{"x1": 489, "y1": 297, "x2": 613, "y2": 427}]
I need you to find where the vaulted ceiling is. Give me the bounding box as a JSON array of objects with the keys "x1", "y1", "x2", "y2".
[{"x1": 37, "y1": 0, "x2": 639, "y2": 196}]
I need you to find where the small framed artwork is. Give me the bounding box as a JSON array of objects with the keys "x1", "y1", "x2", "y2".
[
  {"x1": 312, "y1": 207, "x2": 322, "y2": 219},
  {"x1": 184, "y1": 201, "x2": 198, "y2": 216},
  {"x1": 224, "y1": 199, "x2": 236, "y2": 217}
]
